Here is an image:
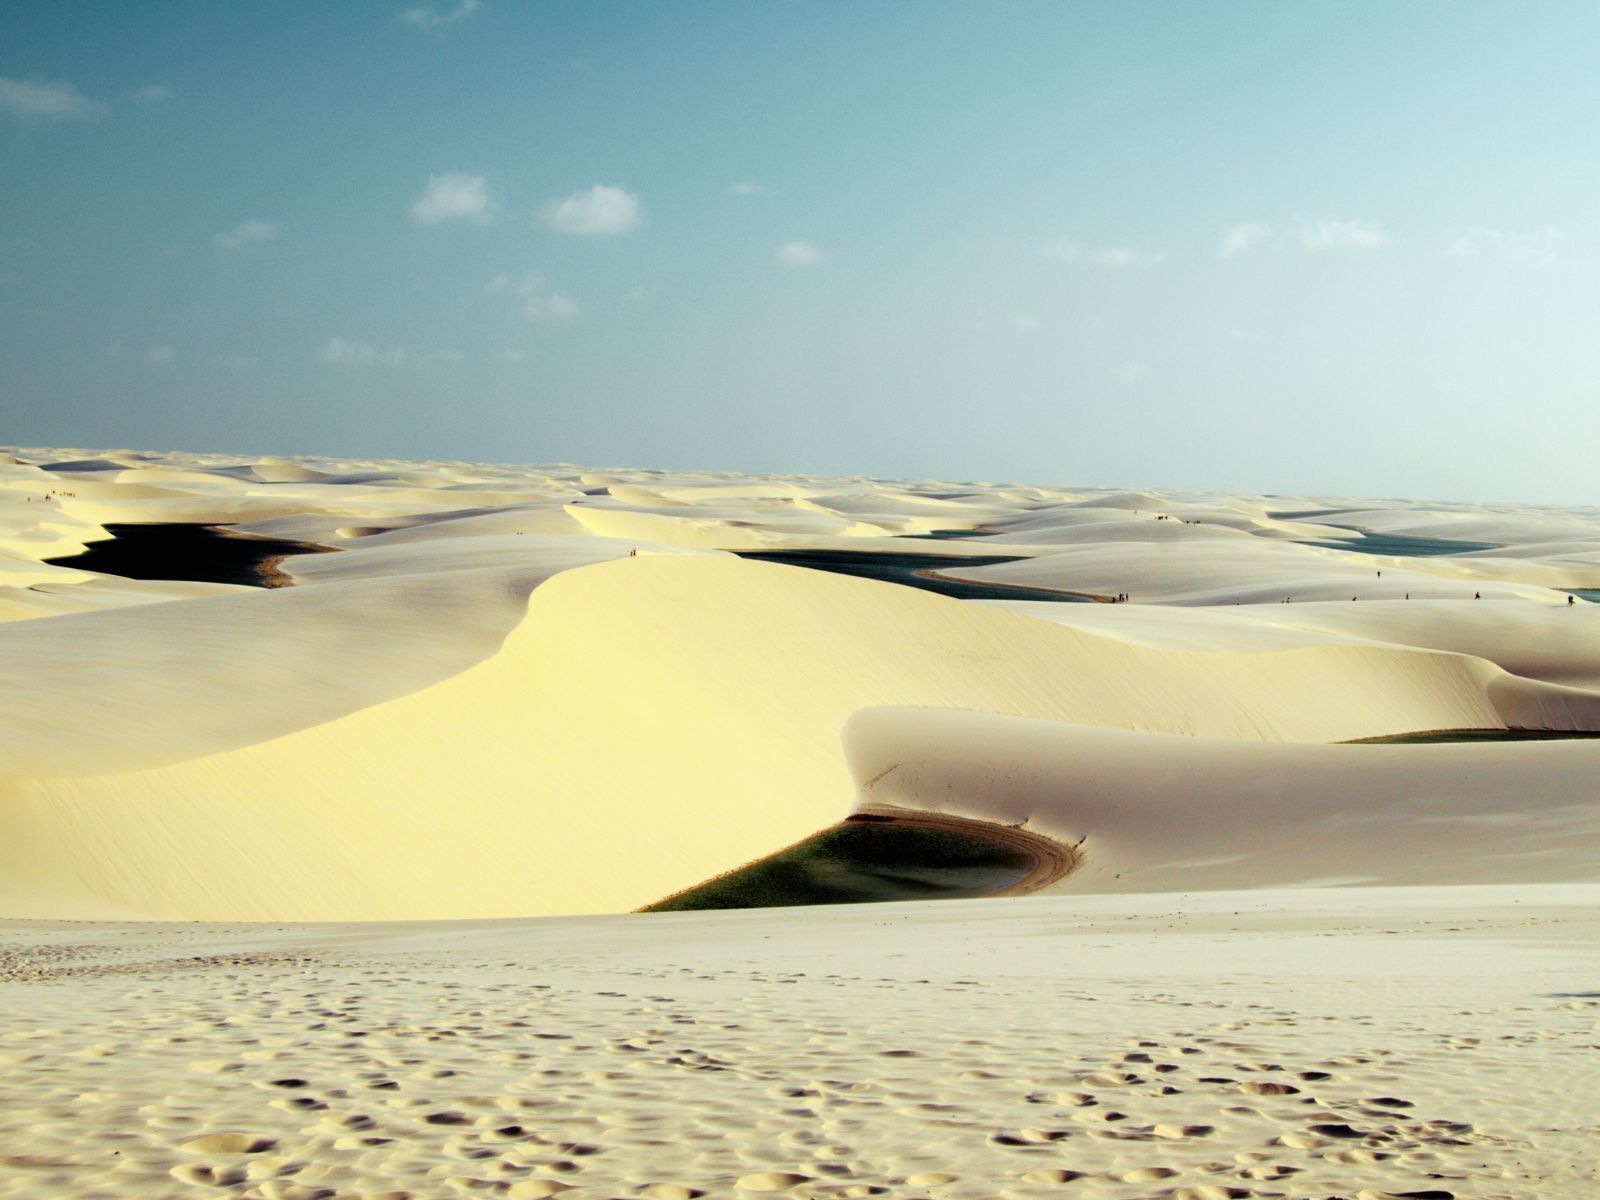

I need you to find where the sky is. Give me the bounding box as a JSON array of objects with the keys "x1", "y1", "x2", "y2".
[{"x1": 3, "y1": 1, "x2": 1599, "y2": 504}]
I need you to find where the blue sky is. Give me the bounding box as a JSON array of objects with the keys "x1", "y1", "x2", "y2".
[{"x1": 3, "y1": 1, "x2": 1598, "y2": 503}]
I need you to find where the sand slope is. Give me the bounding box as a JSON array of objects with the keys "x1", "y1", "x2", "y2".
[{"x1": 4, "y1": 554, "x2": 1598, "y2": 920}]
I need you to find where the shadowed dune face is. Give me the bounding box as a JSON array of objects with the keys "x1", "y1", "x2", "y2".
[{"x1": 2, "y1": 445, "x2": 1600, "y2": 918}]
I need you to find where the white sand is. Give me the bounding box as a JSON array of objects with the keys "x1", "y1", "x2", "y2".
[
  {"x1": 3, "y1": 445, "x2": 1598, "y2": 1196},
  {"x1": 2, "y1": 888, "x2": 1595, "y2": 1198}
]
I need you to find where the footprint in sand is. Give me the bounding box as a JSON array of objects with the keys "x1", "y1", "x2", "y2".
[
  {"x1": 1022, "y1": 1169, "x2": 1085, "y2": 1184},
  {"x1": 169, "y1": 1163, "x2": 249, "y2": 1187},
  {"x1": 179, "y1": 1133, "x2": 277, "y2": 1154},
  {"x1": 736, "y1": 1172, "x2": 813, "y2": 1191},
  {"x1": 1239, "y1": 1081, "x2": 1299, "y2": 1095},
  {"x1": 504, "y1": 1182, "x2": 573, "y2": 1199}
]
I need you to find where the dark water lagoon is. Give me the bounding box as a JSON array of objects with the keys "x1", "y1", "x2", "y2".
[
  {"x1": 1298, "y1": 525, "x2": 1500, "y2": 557},
  {"x1": 642, "y1": 814, "x2": 1060, "y2": 911},
  {"x1": 737, "y1": 548, "x2": 1094, "y2": 603},
  {"x1": 45, "y1": 523, "x2": 330, "y2": 587}
]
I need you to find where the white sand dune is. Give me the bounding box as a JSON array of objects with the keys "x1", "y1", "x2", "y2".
[
  {"x1": 2, "y1": 443, "x2": 1599, "y2": 925},
  {"x1": 846, "y1": 706, "x2": 1600, "y2": 891},
  {"x1": 989, "y1": 597, "x2": 1600, "y2": 685},
  {"x1": 3, "y1": 551, "x2": 1597, "y2": 920},
  {"x1": 939, "y1": 537, "x2": 1571, "y2": 603}
]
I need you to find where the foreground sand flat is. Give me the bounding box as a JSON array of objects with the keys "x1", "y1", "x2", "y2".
[{"x1": 3, "y1": 888, "x2": 1596, "y2": 1200}]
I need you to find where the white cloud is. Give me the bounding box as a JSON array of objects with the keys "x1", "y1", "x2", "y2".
[
  {"x1": 543, "y1": 184, "x2": 642, "y2": 236},
  {"x1": 526, "y1": 292, "x2": 576, "y2": 320},
  {"x1": 1220, "y1": 223, "x2": 1272, "y2": 257},
  {"x1": 1039, "y1": 240, "x2": 1082, "y2": 263},
  {"x1": 214, "y1": 219, "x2": 281, "y2": 249},
  {"x1": 502, "y1": 348, "x2": 525, "y2": 363},
  {"x1": 411, "y1": 172, "x2": 493, "y2": 224},
  {"x1": 401, "y1": 0, "x2": 481, "y2": 31},
  {"x1": 317, "y1": 337, "x2": 404, "y2": 366},
  {"x1": 777, "y1": 240, "x2": 824, "y2": 265},
  {"x1": 1041, "y1": 240, "x2": 1163, "y2": 267},
  {"x1": 146, "y1": 345, "x2": 177, "y2": 364},
  {"x1": 1093, "y1": 246, "x2": 1165, "y2": 268},
  {"x1": 1446, "y1": 225, "x2": 1562, "y2": 265},
  {"x1": 728, "y1": 181, "x2": 768, "y2": 197},
  {"x1": 129, "y1": 82, "x2": 173, "y2": 103},
  {"x1": 0, "y1": 77, "x2": 105, "y2": 124},
  {"x1": 1300, "y1": 218, "x2": 1385, "y2": 250},
  {"x1": 1114, "y1": 360, "x2": 1149, "y2": 385}
]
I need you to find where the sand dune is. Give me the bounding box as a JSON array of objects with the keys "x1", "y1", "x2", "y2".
[
  {"x1": 4, "y1": 444, "x2": 1599, "y2": 1197},
  {"x1": 3, "y1": 551, "x2": 1597, "y2": 920},
  {"x1": 845, "y1": 706, "x2": 1600, "y2": 891},
  {"x1": 2, "y1": 444, "x2": 1599, "y2": 924}
]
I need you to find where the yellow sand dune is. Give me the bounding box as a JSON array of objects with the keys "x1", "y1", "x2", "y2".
[{"x1": 4, "y1": 554, "x2": 1596, "y2": 921}]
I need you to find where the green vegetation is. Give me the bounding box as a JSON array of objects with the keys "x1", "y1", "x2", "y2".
[
  {"x1": 1342, "y1": 729, "x2": 1600, "y2": 745},
  {"x1": 642, "y1": 818, "x2": 1038, "y2": 912}
]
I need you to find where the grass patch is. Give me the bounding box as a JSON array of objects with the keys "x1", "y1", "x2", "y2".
[
  {"x1": 1341, "y1": 728, "x2": 1600, "y2": 745},
  {"x1": 642, "y1": 818, "x2": 1039, "y2": 912}
]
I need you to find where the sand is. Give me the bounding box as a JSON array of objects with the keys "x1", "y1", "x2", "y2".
[
  {"x1": 2, "y1": 444, "x2": 1598, "y2": 1195},
  {"x1": 3, "y1": 888, "x2": 1596, "y2": 1199}
]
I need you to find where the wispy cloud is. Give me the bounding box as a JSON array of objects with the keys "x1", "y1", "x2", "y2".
[
  {"x1": 1447, "y1": 225, "x2": 1562, "y2": 265},
  {"x1": 487, "y1": 273, "x2": 576, "y2": 320},
  {"x1": 1220, "y1": 223, "x2": 1272, "y2": 257},
  {"x1": 317, "y1": 337, "x2": 404, "y2": 366},
  {"x1": 400, "y1": 0, "x2": 481, "y2": 31},
  {"x1": 543, "y1": 185, "x2": 642, "y2": 236},
  {"x1": 525, "y1": 292, "x2": 576, "y2": 320},
  {"x1": 214, "y1": 219, "x2": 281, "y2": 249},
  {"x1": 1114, "y1": 360, "x2": 1149, "y2": 385},
  {"x1": 146, "y1": 345, "x2": 177, "y2": 364},
  {"x1": 728, "y1": 181, "x2": 769, "y2": 197},
  {"x1": 1300, "y1": 218, "x2": 1385, "y2": 250},
  {"x1": 1093, "y1": 246, "x2": 1165, "y2": 269},
  {"x1": 411, "y1": 173, "x2": 493, "y2": 224},
  {"x1": 777, "y1": 240, "x2": 824, "y2": 265},
  {"x1": 129, "y1": 82, "x2": 174, "y2": 103},
  {"x1": 0, "y1": 77, "x2": 105, "y2": 125},
  {"x1": 1041, "y1": 240, "x2": 1164, "y2": 267}
]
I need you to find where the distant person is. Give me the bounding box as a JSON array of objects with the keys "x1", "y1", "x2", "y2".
[
  {"x1": 1570, "y1": 595, "x2": 1577, "y2": 606},
  {"x1": 1474, "y1": 591, "x2": 1481, "y2": 599}
]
